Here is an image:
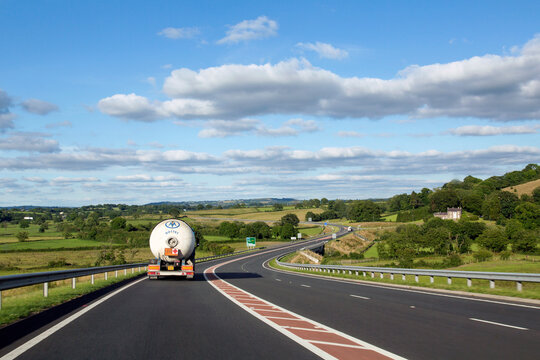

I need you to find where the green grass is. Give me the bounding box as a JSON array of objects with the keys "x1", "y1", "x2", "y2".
[
  {"x1": 0, "y1": 238, "x2": 112, "y2": 251},
  {"x1": 362, "y1": 242, "x2": 379, "y2": 258},
  {"x1": 380, "y1": 214, "x2": 397, "y2": 222},
  {"x1": 0, "y1": 270, "x2": 146, "y2": 326},
  {"x1": 269, "y1": 259, "x2": 540, "y2": 300}
]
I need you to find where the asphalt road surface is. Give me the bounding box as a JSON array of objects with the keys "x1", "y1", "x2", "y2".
[{"x1": 1, "y1": 238, "x2": 539, "y2": 360}]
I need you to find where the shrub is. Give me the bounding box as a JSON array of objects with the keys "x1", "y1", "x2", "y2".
[
  {"x1": 442, "y1": 254, "x2": 463, "y2": 267},
  {"x1": 473, "y1": 249, "x2": 493, "y2": 262},
  {"x1": 16, "y1": 231, "x2": 29, "y2": 242},
  {"x1": 499, "y1": 250, "x2": 512, "y2": 260}
]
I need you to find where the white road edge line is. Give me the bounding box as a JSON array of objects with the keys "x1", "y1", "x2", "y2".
[
  {"x1": 350, "y1": 295, "x2": 370, "y2": 300},
  {"x1": 301, "y1": 284, "x2": 311, "y2": 288},
  {"x1": 0, "y1": 277, "x2": 147, "y2": 360},
  {"x1": 308, "y1": 340, "x2": 366, "y2": 349},
  {"x1": 469, "y1": 318, "x2": 528, "y2": 330},
  {"x1": 205, "y1": 264, "x2": 406, "y2": 360},
  {"x1": 264, "y1": 258, "x2": 540, "y2": 310}
]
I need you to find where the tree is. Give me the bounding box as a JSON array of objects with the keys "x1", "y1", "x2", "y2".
[
  {"x1": 16, "y1": 231, "x2": 29, "y2": 242},
  {"x1": 460, "y1": 192, "x2": 483, "y2": 215},
  {"x1": 347, "y1": 201, "x2": 380, "y2": 222},
  {"x1": 477, "y1": 227, "x2": 509, "y2": 252},
  {"x1": 280, "y1": 213, "x2": 299, "y2": 226},
  {"x1": 39, "y1": 223, "x2": 49, "y2": 233},
  {"x1": 512, "y1": 231, "x2": 538, "y2": 253},
  {"x1": 219, "y1": 221, "x2": 240, "y2": 240},
  {"x1": 482, "y1": 193, "x2": 501, "y2": 221},
  {"x1": 19, "y1": 220, "x2": 30, "y2": 228},
  {"x1": 110, "y1": 217, "x2": 127, "y2": 230},
  {"x1": 498, "y1": 191, "x2": 519, "y2": 219},
  {"x1": 532, "y1": 186, "x2": 540, "y2": 205},
  {"x1": 273, "y1": 203, "x2": 284, "y2": 211},
  {"x1": 280, "y1": 223, "x2": 296, "y2": 239},
  {"x1": 321, "y1": 198, "x2": 329, "y2": 206},
  {"x1": 425, "y1": 227, "x2": 451, "y2": 255},
  {"x1": 514, "y1": 202, "x2": 540, "y2": 229},
  {"x1": 169, "y1": 208, "x2": 180, "y2": 218},
  {"x1": 429, "y1": 189, "x2": 460, "y2": 212}
]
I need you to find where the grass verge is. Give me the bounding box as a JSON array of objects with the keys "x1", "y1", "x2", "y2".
[
  {"x1": 268, "y1": 259, "x2": 540, "y2": 301},
  {"x1": 0, "y1": 269, "x2": 145, "y2": 327}
]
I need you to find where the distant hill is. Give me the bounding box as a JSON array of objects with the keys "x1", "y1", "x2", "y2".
[
  {"x1": 503, "y1": 178, "x2": 540, "y2": 197},
  {"x1": 145, "y1": 198, "x2": 297, "y2": 207}
]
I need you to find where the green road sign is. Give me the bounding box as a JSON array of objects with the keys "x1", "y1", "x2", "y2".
[{"x1": 246, "y1": 237, "x2": 256, "y2": 246}]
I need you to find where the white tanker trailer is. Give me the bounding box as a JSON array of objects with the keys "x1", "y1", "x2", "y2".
[{"x1": 147, "y1": 219, "x2": 197, "y2": 280}]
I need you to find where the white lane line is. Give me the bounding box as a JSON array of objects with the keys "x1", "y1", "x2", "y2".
[
  {"x1": 275, "y1": 279, "x2": 282, "y2": 281},
  {"x1": 301, "y1": 284, "x2": 311, "y2": 288},
  {"x1": 282, "y1": 326, "x2": 330, "y2": 333},
  {"x1": 309, "y1": 340, "x2": 366, "y2": 349},
  {"x1": 350, "y1": 295, "x2": 370, "y2": 300},
  {"x1": 264, "y1": 260, "x2": 540, "y2": 310},
  {"x1": 0, "y1": 277, "x2": 147, "y2": 360},
  {"x1": 469, "y1": 318, "x2": 528, "y2": 330},
  {"x1": 205, "y1": 266, "x2": 405, "y2": 360}
]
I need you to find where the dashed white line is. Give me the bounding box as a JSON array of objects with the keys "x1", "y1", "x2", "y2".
[
  {"x1": 469, "y1": 318, "x2": 528, "y2": 330},
  {"x1": 275, "y1": 279, "x2": 282, "y2": 281},
  {"x1": 350, "y1": 294, "x2": 370, "y2": 300},
  {"x1": 301, "y1": 284, "x2": 311, "y2": 288}
]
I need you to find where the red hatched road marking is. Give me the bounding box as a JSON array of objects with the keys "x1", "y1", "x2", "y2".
[{"x1": 204, "y1": 262, "x2": 406, "y2": 360}]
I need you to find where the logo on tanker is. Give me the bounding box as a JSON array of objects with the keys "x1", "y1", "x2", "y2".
[{"x1": 165, "y1": 221, "x2": 181, "y2": 229}]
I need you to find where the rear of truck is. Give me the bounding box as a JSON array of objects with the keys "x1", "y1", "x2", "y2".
[{"x1": 147, "y1": 219, "x2": 197, "y2": 280}]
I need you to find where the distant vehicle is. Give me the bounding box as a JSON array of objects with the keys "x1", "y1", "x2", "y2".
[
  {"x1": 347, "y1": 226, "x2": 352, "y2": 232},
  {"x1": 147, "y1": 219, "x2": 197, "y2": 280}
]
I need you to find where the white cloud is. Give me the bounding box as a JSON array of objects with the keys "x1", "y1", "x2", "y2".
[
  {"x1": 197, "y1": 118, "x2": 319, "y2": 138},
  {"x1": 23, "y1": 177, "x2": 48, "y2": 183},
  {"x1": 0, "y1": 132, "x2": 60, "y2": 153},
  {"x1": 51, "y1": 177, "x2": 100, "y2": 185},
  {"x1": 158, "y1": 27, "x2": 200, "y2": 39},
  {"x1": 217, "y1": 16, "x2": 277, "y2": 44},
  {"x1": 21, "y1": 99, "x2": 59, "y2": 115},
  {"x1": 447, "y1": 125, "x2": 539, "y2": 136},
  {"x1": 0, "y1": 89, "x2": 15, "y2": 132},
  {"x1": 100, "y1": 35, "x2": 540, "y2": 122},
  {"x1": 97, "y1": 93, "x2": 166, "y2": 121},
  {"x1": 296, "y1": 42, "x2": 349, "y2": 59}
]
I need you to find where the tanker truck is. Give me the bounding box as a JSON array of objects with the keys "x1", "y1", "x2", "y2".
[{"x1": 147, "y1": 219, "x2": 197, "y2": 280}]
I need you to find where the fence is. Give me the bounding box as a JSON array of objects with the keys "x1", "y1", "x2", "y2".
[{"x1": 276, "y1": 257, "x2": 540, "y2": 292}]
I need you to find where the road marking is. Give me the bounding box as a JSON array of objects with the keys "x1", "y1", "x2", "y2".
[
  {"x1": 264, "y1": 260, "x2": 540, "y2": 310},
  {"x1": 205, "y1": 262, "x2": 405, "y2": 360},
  {"x1": 301, "y1": 284, "x2": 311, "y2": 288},
  {"x1": 0, "y1": 277, "x2": 147, "y2": 360},
  {"x1": 275, "y1": 279, "x2": 282, "y2": 281},
  {"x1": 350, "y1": 295, "x2": 370, "y2": 300},
  {"x1": 409, "y1": 306, "x2": 415, "y2": 309},
  {"x1": 469, "y1": 318, "x2": 528, "y2": 330}
]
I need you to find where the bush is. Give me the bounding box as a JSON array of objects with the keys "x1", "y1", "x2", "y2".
[
  {"x1": 477, "y1": 227, "x2": 509, "y2": 252},
  {"x1": 442, "y1": 254, "x2": 463, "y2": 267},
  {"x1": 16, "y1": 231, "x2": 29, "y2": 242},
  {"x1": 499, "y1": 250, "x2": 512, "y2": 260},
  {"x1": 473, "y1": 249, "x2": 493, "y2": 262},
  {"x1": 48, "y1": 258, "x2": 69, "y2": 267}
]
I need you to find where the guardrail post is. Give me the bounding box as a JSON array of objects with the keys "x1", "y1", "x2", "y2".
[
  {"x1": 355, "y1": 271, "x2": 359, "y2": 276},
  {"x1": 0, "y1": 290, "x2": 2, "y2": 310},
  {"x1": 447, "y1": 277, "x2": 452, "y2": 285},
  {"x1": 105, "y1": 272, "x2": 108, "y2": 280},
  {"x1": 390, "y1": 273, "x2": 394, "y2": 280},
  {"x1": 402, "y1": 274, "x2": 406, "y2": 281},
  {"x1": 467, "y1": 278, "x2": 472, "y2": 287},
  {"x1": 44, "y1": 282, "x2": 49, "y2": 297},
  {"x1": 371, "y1": 272, "x2": 374, "y2": 278},
  {"x1": 490, "y1": 280, "x2": 495, "y2": 289},
  {"x1": 131, "y1": 268, "x2": 134, "y2": 274},
  {"x1": 415, "y1": 275, "x2": 419, "y2": 283},
  {"x1": 349, "y1": 270, "x2": 352, "y2": 275},
  {"x1": 115, "y1": 270, "x2": 118, "y2": 278},
  {"x1": 430, "y1": 276, "x2": 434, "y2": 284},
  {"x1": 516, "y1": 281, "x2": 522, "y2": 291},
  {"x1": 124, "y1": 269, "x2": 127, "y2": 276},
  {"x1": 380, "y1": 273, "x2": 384, "y2": 279},
  {"x1": 72, "y1": 277, "x2": 76, "y2": 289},
  {"x1": 138, "y1": 267, "x2": 141, "y2": 272},
  {"x1": 91, "y1": 274, "x2": 95, "y2": 285},
  {"x1": 363, "y1": 271, "x2": 366, "y2": 277}
]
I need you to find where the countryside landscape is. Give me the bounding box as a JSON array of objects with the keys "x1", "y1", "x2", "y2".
[{"x1": 1, "y1": 2, "x2": 539, "y2": 359}]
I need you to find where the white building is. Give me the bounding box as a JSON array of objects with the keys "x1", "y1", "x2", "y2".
[{"x1": 434, "y1": 208, "x2": 462, "y2": 220}]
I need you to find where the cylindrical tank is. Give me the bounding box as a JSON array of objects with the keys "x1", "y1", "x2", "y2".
[{"x1": 149, "y1": 219, "x2": 196, "y2": 262}]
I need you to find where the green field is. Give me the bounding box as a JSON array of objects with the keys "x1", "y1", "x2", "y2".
[{"x1": 0, "y1": 238, "x2": 113, "y2": 251}]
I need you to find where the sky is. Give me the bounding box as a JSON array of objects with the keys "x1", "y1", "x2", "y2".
[{"x1": 1, "y1": 0, "x2": 540, "y2": 206}]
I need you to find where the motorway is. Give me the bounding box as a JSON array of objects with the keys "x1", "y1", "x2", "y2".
[{"x1": 1, "y1": 237, "x2": 539, "y2": 359}]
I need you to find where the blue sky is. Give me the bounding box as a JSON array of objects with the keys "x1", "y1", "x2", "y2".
[{"x1": 1, "y1": 0, "x2": 539, "y2": 206}]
